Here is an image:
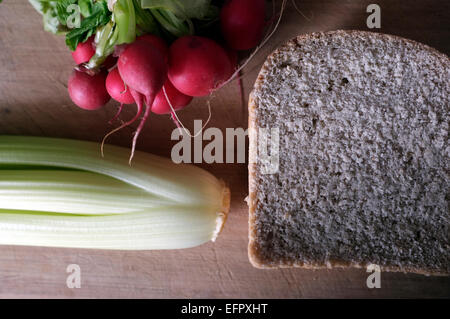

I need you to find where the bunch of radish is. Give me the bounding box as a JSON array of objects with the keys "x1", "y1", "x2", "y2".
[{"x1": 66, "y1": 0, "x2": 268, "y2": 159}]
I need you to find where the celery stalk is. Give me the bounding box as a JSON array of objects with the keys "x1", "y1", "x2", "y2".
[{"x1": 0, "y1": 136, "x2": 230, "y2": 250}]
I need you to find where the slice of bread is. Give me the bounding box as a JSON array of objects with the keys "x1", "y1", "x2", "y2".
[{"x1": 248, "y1": 30, "x2": 449, "y2": 275}]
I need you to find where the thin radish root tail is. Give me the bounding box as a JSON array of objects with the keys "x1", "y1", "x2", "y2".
[
  {"x1": 101, "y1": 115, "x2": 139, "y2": 158},
  {"x1": 238, "y1": 72, "x2": 246, "y2": 118},
  {"x1": 109, "y1": 103, "x2": 125, "y2": 125},
  {"x1": 128, "y1": 96, "x2": 154, "y2": 165},
  {"x1": 292, "y1": 0, "x2": 313, "y2": 21},
  {"x1": 101, "y1": 90, "x2": 144, "y2": 157},
  {"x1": 163, "y1": 86, "x2": 211, "y2": 138},
  {"x1": 171, "y1": 111, "x2": 182, "y2": 130}
]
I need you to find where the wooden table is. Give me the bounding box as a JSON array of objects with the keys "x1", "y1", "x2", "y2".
[{"x1": 0, "y1": 0, "x2": 449, "y2": 298}]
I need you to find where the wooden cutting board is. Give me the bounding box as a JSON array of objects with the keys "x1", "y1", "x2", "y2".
[{"x1": 0, "y1": 0, "x2": 449, "y2": 298}]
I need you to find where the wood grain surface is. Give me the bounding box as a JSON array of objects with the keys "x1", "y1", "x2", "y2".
[{"x1": 0, "y1": 0, "x2": 449, "y2": 298}]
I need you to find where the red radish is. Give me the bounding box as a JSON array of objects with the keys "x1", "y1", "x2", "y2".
[
  {"x1": 220, "y1": 0, "x2": 266, "y2": 51},
  {"x1": 106, "y1": 68, "x2": 134, "y2": 104},
  {"x1": 72, "y1": 36, "x2": 95, "y2": 64},
  {"x1": 152, "y1": 80, "x2": 193, "y2": 115},
  {"x1": 118, "y1": 41, "x2": 166, "y2": 102},
  {"x1": 68, "y1": 69, "x2": 110, "y2": 110},
  {"x1": 168, "y1": 36, "x2": 232, "y2": 97},
  {"x1": 136, "y1": 34, "x2": 169, "y2": 61},
  {"x1": 104, "y1": 41, "x2": 167, "y2": 161}
]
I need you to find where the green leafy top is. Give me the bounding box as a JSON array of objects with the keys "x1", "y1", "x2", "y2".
[
  {"x1": 141, "y1": 0, "x2": 217, "y2": 20},
  {"x1": 28, "y1": 0, "x2": 219, "y2": 69},
  {"x1": 140, "y1": 0, "x2": 218, "y2": 37},
  {"x1": 65, "y1": 1, "x2": 111, "y2": 51}
]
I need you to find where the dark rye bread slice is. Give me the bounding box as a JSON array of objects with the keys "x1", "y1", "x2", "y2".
[{"x1": 248, "y1": 30, "x2": 449, "y2": 275}]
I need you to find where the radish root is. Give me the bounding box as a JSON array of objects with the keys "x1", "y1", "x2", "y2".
[
  {"x1": 101, "y1": 89, "x2": 144, "y2": 157},
  {"x1": 109, "y1": 103, "x2": 125, "y2": 124},
  {"x1": 129, "y1": 98, "x2": 153, "y2": 165},
  {"x1": 163, "y1": 86, "x2": 211, "y2": 138},
  {"x1": 292, "y1": 0, "x2": 313, "y2": 21},
  {"x1": 238, "y1": 72, "x2": 246, "y2": 119}
]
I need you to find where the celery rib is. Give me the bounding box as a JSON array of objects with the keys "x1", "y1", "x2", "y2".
[{"x1": 0, "y1": 136, "x2": 230, "y2": 250}]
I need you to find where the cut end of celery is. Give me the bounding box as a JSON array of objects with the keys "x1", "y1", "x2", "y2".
[{"x1": 211, "y1": 181, "x2": 231, "y2": 242}]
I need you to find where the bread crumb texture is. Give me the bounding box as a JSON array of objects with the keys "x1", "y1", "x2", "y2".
[{"x1": 249, "y1": 31, "x2": 449, "y2": 274}]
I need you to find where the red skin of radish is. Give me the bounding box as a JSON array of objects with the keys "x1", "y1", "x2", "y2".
[
  {"x1": 118, "y1": 41, "x2": 167, "y2": 102},
  {"x1": 72, "y1": 37, "x2": 116, "y2": 69},
  {"x1": 168, "y1": 36, "x2": 232, "y2": 97},
  {"x1": 111, "y1": 41, "x2": 167, "y2": 161},
  {"x1": 71, "y1": 36, "x2": 95, "y2": 64},
  {"x1": 136, "y1": 34, "x2": 169, "y2": 61},
  {"x1": 220, "y1": 0, "x2": 266, "y2": 51},
  {"x1": 152, "y1": 80, "x2": 193, "y2": 115},
  {"x1": 68, "y1": 69, "x2": 110, "y2": 110},
  {"x1": 106, "y1": 68, "x2": 134, "y2": 104}
]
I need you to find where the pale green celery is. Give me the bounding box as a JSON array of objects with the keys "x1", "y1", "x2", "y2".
[
  {"x1": 133, "y1": 0, "x2": 159, "y2": 35},
  {"x1": 114, "y1": 0, "x2": 136, "y2": 44},
  {"x1": 140, "y1": 0, "x2": 217, "y2": 36},
  {"x1": 86, "y1": 21, "x2": 118, "y2": 69},
  {"x1": 150, "y1": 8, "x2": 192, "y2": 37},
  {"x1": 0, "y1": 207, "x2": 218, "y2": 250},
  {"x1": 0, "y1": 170, "x2": 173, "y2": 215},
  {"x1": 0, "y1": 136, "x2": 230, "y2": 250}
]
